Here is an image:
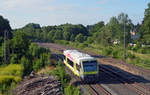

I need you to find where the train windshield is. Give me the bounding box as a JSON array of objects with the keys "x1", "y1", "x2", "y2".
[{"x1": 83, "y1": 60, "x2": 97, "y2": 72}]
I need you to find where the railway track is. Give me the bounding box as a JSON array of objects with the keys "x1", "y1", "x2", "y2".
[
  {"x1": 90, "y1": 84, "x2": 112, "y2": 95},
  {"x1": 37, "y1": 43, "x2": 150, "y2": 95},
  {"x1": 101, "y1": 66, "x2": 150, "y2": 95},
  {"x1": 65, "y1": 63, "x2": 112, "y2": 95}
]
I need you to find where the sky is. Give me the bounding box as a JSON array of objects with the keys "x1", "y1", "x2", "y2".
[{"x1": 0, "y1": 0, "x2": 149, "y2": 29}]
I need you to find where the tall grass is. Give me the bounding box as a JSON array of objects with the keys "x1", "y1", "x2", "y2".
[{"x1": 0, "y1": 64, "x2": 23, "y2": 94}]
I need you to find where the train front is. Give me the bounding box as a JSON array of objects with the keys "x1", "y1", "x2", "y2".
[{"x1": 80, "y1": 59, "x2": 99, "y2": 82}]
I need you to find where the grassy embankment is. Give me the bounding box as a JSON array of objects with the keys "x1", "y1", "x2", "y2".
[{"x1": 54, "y1": 40, "x2": 150, "y2": 70}]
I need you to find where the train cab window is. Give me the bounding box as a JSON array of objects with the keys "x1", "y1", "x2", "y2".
[
  {"x1": 83, "y1": 60, "x2": 98, "y2": 72},
  {"x1": 67, "y1": 58, "x2": 73, "y2": 67},
  {"x1": 76, "y1": 64, "x2": 80, "y2": 71}
]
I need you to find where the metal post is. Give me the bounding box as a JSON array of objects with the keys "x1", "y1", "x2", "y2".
[
  {"x1": 4, "y1": 30, "x2": 6, "y2": 64},
  {"x1": 124, "y1": 23, "x2": 126, "y2": 63},
  {"x1": 4, "y1": 30, "x2": 9, "y2": 64}
]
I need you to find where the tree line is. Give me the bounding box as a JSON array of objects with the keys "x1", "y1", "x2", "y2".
[
  {"x1": 0, "y1": 2, "x2": 150, "y2": 94},
  {"x1": 12, "y1": 3, "x2": 150, "y2": 48}
]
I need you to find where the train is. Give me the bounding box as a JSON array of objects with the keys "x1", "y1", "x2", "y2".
[{"x1": 63, "y1": 50, "x2": 99, "y2": 82}]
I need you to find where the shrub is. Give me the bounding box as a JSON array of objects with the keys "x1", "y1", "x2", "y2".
[
  {"x1": 33, "y1": 53, "x2": 51, "y2": 71},
  {"x1": 78, "y1": 44, "x2": 86, "y2": 49},
  {"x1": 21, "y1": 56, "x2": 32, "y2": 76},
  {"x1": 64, "y1": 85, "x2": 81, "y2": 95},
  {"x1": 49, "y1": 60, "x2": 71, "y2": 92},
  {"x1": 0, "y1": 64, "x2": 23, "y2": 76},
  {"x1": 102, "y1": 47, "x2": 112, "y2": 56},
  {"x1": 83, "y1": 43, "x2": 88, "y2": 47},
  {"x1": 0, "y1": 64, "x2": 23, "y2": 93},
  {"x1": 29, "y1": 43, "x2": 50, "y2": 58},
  {"x1": 112, "y1": 50, "x2": 118, "y2": 58},
  {"x1": 55, "y1": 40, "x2": 69, "y2": 45},
  {"x1": 10, "y1": 54, "x2": 18, "y2": 64},
  {"x1": 53, "y1": 60, "x2": 70, "y2": 86},
  {"x1": 127, "y1": 53, "x2": 135, "y2": 59}
]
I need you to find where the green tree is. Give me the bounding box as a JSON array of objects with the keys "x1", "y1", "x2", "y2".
[
  {"x1": 47, "y1": 30, "x2": 56, "y2": 42},
  {"x1": 117, "y1": 13, "x2": 133, "y2": 43},
  {"x1": 64, "y1": 85, "x2": 81, "y2": 95},
  {"x1": 75, "y1": 34, "x2": 84, "y2": 43},
  {"x1": 21, "y1": 56, "x2": 32, "y2": 76},
  {"x1": 87, "y1": 21, "x2": 104, "y2": 34},
  {"x1": 33, "y1": 53, "x2": 51, "y2": 71},
  {"x1": 10, "y1": 54, "x2": 18, "y2": 64},
  {"x1": 53, "y1": 30, "x2": 63, "y2": 40},
  {"x1": 9, "y1": 31, "x2": 30, "y2": 62},
  {"x1": 141, "y1": 3, "x2": 150, "y2": 44},
  {"x1": 0, "y1": 15, "x2": 12, "y2": 38}
]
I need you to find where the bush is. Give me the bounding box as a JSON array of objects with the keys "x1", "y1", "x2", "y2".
[
  {"x1": 102, "y1": 47, "x2": 112, "y2": 56},
  {"x1": 55, "y1": 40, "x2": 69, "y2": 45},
  {"x1": 0, "y1": 64, "x2": 23, "y2": 76},
  {"x1": 64, "y1": 85, "x2": 81, "y2": 95},
  {"x1": 78, "y1": 44, "x2": 86, "y2": 49},
  {"x1": 33, "y1": 53, "x2": 51, "y2": 71},
  {"x1": 29, "y1": 43, "x2": 50, "y2": 58},
  {"x1": 52, "y1": 60, "x2": 70, "y2": 85},
  {"x1": 21, "y1": 56, "x2": 32, "y2": 76},
  {"x1": 112, "y1": 50, "x2": 118, "y2": 58},
  {"x1": 10, "y1": 54, "x2": 18, "y2": 64},
  {"x1": 83, "y1": 43, "x2": 88, "y2": 47},
  {"x1": 0, "y1": 64, "x2": 23, "y2": 93},
  {"x1": 127, "y1": 53, "x2": 135, "y2": 59},
  {"x1": 49, "y1": 60, "x2": 71, "y2": 92}
]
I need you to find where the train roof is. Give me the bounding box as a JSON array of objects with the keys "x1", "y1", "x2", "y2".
[{"x1": 63, "y1": 50, "x2": 96, "y2": 65}]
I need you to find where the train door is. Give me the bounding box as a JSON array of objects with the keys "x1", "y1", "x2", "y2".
[
  {"x1": 75, "y1": 63, "x2": 80, "y2": 76},
  {"x1": 80, "y1": 61, "x2": 84, "y2": 79},
  {"x1": 64, "y1": 55, "x2": 67, "y2": 64}
]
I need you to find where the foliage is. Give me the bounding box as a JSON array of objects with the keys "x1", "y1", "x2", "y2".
[
  {"x1": 49, "y1": 60, "x2": 81, "y2": 95},
  {"x1": 28, "y1": 43, "x2": 51, "y2": 72},
  {"x1": 75, "y1": 33, "x2": 84, "y2": 43},
  {"x1": 87, "y1": 21, "x2": 104, "y2": 34},
  {"x1": 64, "y1": 85, "x2": 81, "y2": 95},
  {"x1": 14, "y1": 23, "x2": 88, "y2": 43},
  {"x1": 140, "y1": 3, "x2": 150, "y2": 45},
  {"x1": 91, "y1": 13, "x2": 133, "y2": 46},
  {"x1": 54, "y1": 40, "x2": 69, "y2": 45},
  {"x1": 33, "y1": 52, "x2": 51, "y2": 71},
  {"x1": 102, "y1": 47, "x2": 113, "y2": 56},
  {"x1": 21, "y1": 56, "x2": 32, "y2": 76},
  {"x1": 9, "y1": 31, "x2": 31, "y2": 62},
  {"x1": 0, "y1": 64, "x2": 23, "y2": 93},
  {"x1": 10, "y1": 54, "x2": 18, "y2": 64},
  {"x1": 0, "y1": 15, "x2": 12, "y2": 38},
  {"x1": 50, "y1": 60, "x2": 70, "y2": 88}
]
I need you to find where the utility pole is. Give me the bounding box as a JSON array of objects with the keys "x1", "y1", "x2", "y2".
[
  {"x1": 123, "y1": 22, "x2": 126, "y2": 63},
  {"x1": 4, "y1": 30, "x2": 9, "y2": 64}
]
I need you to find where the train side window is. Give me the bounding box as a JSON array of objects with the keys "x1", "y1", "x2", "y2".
[
  {"x1": 76, "y1": 64, "x2": 80, "y2": 71},
  {"x1": 67, "y1": 58, "x2": 73, "y2": 67}
]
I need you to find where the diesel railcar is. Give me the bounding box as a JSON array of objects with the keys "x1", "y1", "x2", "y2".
[{"x1": 63, "y1": 50, "x2": 99, "y2": 82}]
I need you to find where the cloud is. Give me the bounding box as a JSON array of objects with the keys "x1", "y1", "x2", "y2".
[{"x1": 0, "y1": 0, "x2": 56, "y2": 11}]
